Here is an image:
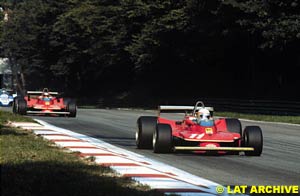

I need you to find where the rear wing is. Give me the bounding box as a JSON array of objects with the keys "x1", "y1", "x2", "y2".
[
  {"x1": 158, "y1": 105, "x2": 214, "y2": 116},
  {"x1": 27, "y1": 91, "x2": 59, "y2": 95}
]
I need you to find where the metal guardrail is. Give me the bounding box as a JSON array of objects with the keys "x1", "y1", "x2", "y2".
[
  {"x1": 200, "y1": 98, "x2": 300, "y2": 116},
  {"x1": 78, "y1": 97, "x2": 300, "y2": 116}
]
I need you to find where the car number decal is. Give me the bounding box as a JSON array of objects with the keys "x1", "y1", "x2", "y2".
[{"x1": 189, "y1": 133, "x2": 205, "y2": 139}]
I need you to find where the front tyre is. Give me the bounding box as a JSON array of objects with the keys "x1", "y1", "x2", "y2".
[
  {"x1": 153, "y1": 123, "x2": 173, "y2": 153},
  {"x1": 67, "y1": 101, "x2": 77, "y2": 117},
  {"x1": 243, "y1": 126, "x2": 263, "y2": 156}
]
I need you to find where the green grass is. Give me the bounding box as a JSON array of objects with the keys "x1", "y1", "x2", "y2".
[
  {"x1": 1, "y1": 109, "x2": 297, "y2": 196},
  {"x1": 0, "y1": 110, "x2": 35, "y2": 124},
  {"x1": 0, "y1": 111, "x2": 164, "y2": 196}
]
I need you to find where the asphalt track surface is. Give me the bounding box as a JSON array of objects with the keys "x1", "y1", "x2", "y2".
[{"x1": 2, "y1": 107, "x2": 300, "y2": 186}]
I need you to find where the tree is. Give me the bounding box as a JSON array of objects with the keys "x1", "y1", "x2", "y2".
[
  {"x1": 0, "y1": 0, "x2": 72, "y2": 93},
  {"x1": 219, "y1": 0, "x2": 300, "y2": 98}
]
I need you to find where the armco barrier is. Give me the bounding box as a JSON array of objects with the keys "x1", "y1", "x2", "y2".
[
  {"x1": 78, "y1": 97, "x2": 300, "y2": 116},
  {"x1": 200, "y1": 98, "x2": 300, "y2": 116}
]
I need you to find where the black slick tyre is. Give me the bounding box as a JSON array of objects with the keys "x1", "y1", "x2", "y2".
[
  {"x1": 136, "y1": 116, "x2": 157, "y2": 149},
  {"x1": 226, "y1": 118, "x2": 243, "y2": 151},
  {"x1": 17, "y1": 99, "x2": 27, "y2": 115},
  {"x1": 67, "y1": 101, "x2": 77, "y2": 117},
  {"x1": 243, "y1": 126, "x2": 263, "y2": 156},
  {"x1": 225, "y1": 118, "x2": 242, "y2": 135},
  {"x1": 153, "y1": 123, "x2": 173, "y2": 153}
]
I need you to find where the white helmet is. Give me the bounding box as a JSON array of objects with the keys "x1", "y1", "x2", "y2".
[{"x1": 197, "y1": 108, "x2": 211, "y2": 120}]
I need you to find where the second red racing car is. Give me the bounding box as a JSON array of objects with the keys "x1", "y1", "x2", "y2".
[{"x1": 13, "y1": 88, "x2": 77, "y2": 117}]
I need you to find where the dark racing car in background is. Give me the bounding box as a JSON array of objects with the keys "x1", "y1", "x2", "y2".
[
  {"x1": 13, "y1": 88, "x2": 77, "y2": 117},
  {"x1": 136, "y1": 101, "x2": 263, "y2": 156}
]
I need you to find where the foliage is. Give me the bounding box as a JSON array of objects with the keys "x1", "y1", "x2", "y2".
[
  {"x1": 0, "y1": 0, "x2": 299, "y2": 100},
  {"x1": 221, "y1": 0, "x2": 300, "y2": 50}
]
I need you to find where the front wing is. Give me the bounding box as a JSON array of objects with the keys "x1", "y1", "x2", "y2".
[
  {"x1": 26, "y1": 110, "x2": 70, "y2": 115},
  {"x1": 174, "y1": 146, "x2": 254, "y2": 152},
  {"x1": 172, "y1": 134, "x2": 254, "y2": 152}
]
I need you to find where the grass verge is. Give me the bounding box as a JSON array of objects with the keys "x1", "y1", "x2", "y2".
[
  {"x1": 0, "y1": 111, "x2": 164, "y2": 196},
  {"x1": 215, "y1": 111, "x2": 300, "y2": 125}
]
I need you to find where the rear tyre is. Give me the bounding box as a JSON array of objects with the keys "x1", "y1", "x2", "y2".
[
  {"x1": 17, "y1": 99, "x2": 27, "y2": 115},
  {"x1": 226, "y1": 118, "x2": 243, "y2": 149},
  {"x1": 225, "y1": 118, "x2": 243, "y2": 155},
  {"x1": 225, "y1": 118, "x2": 242, "y2": 135},
  {"x1": 63, "y1": 98, "x2": 71, "y2": 106},
  {"x1": 136, "y1": 116, "x2": 157, "y2": 149},
  {"x1": 153, "y1": 123, "x2": 173, "y2": 153},
  {"x1": 243, "y1": 126, "x2": 263, "y2": 156}
]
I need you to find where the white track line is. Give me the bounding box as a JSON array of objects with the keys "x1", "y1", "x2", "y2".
[{"x1": 10, "y1": 120, "x2": 245, "y2": 196}]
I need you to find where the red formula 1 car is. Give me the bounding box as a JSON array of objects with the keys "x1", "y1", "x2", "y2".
[
  {"x1": 136, "y1": 101, "x2": 263, "y2": 156},
  {"x1": 13, "y1": 88, "x2": 77, "y2": 117}
]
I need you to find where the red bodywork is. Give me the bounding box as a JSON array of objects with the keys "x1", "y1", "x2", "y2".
[
  {"x1": 24, "y1": 95, "x2": 68, "y2": 115},
  {"x1": 158, "y1": 116, "x2": 242, "y2": 153}
]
